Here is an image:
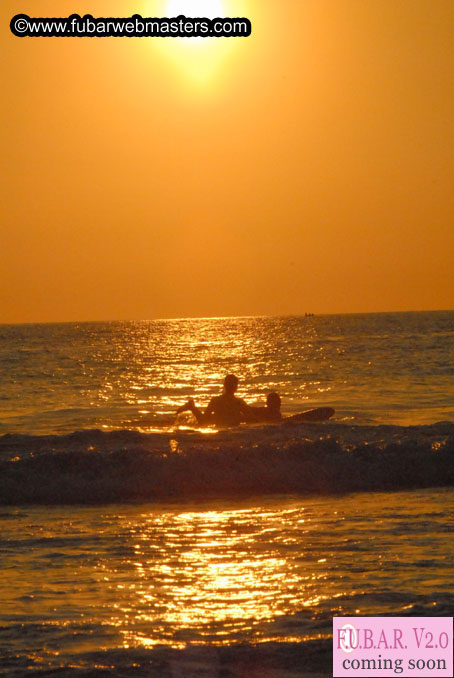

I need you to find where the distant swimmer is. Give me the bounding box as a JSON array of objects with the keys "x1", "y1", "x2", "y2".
[{"x1": 177, "y1": 374, "x2": 252, "y2": 427}]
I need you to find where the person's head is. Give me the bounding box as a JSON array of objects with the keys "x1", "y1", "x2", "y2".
[
  {"x1": 223, "y1": 374, "x2": 239, "y2": 395},
  {"x1": 266, "y1": 392, "x2": 281, "y2": 412}
]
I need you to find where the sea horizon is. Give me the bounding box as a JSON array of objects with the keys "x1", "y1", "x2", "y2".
[
  {"x1": 3, "y1": 0, "x2": 453, "y2": 673},
  {"x1": 2, "y1": 307, "x2": 454, "y2": 327}
]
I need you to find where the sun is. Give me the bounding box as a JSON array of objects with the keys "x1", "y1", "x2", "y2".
[
  {"x1": 152, "y1": 0, "x2": 234, "y2": 85},
  {"x1": 166, "y1": 0, "x2": 226, "y2": 43},
  {"x1": 166, "y1": 0, "x2": 225, "y2": 21}
]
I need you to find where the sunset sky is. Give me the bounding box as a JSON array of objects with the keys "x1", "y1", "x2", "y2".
[{"x1": 2, "y1": 0, "x2": 453, "y2": 323}]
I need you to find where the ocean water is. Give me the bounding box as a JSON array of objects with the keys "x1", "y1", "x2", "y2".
[
  {"x1": 1, "y1": 311, "x2": 453, "y2": 435},
  {"x1": 1, "y1": 490, "x2": 453, "y2": 676},
  {"x1": 0, "y1": 312, "x2": 453, "y2": 676}
]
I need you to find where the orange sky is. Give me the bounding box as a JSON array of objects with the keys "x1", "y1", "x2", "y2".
[{"x1": 1, "y1": 0, "x2": 453, "y2": 322}]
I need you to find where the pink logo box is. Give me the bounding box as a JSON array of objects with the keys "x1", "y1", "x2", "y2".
[{"x1": 333, "y1": 617, "x2": 453, "y2": 677}]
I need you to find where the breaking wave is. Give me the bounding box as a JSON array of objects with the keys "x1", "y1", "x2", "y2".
[{"x1": 1, "y1": 422, "x2": 453, "y2": 505}]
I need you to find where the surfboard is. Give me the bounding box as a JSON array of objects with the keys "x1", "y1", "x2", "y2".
[
  {"x1": 175, "y1": 407, "x2": 335, "y2": 428},
  {"x1": 284, "y1": 407, "x2": 335, "y2": 423}
]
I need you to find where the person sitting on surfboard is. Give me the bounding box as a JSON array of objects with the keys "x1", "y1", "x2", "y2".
[
  {"x1": 177, "y1": 377, "x2": 334, "y2": 427},
  {"x1": 177, "y1": 374, "x2": 252, "y2": 427},
  {"x1": 245, "y1": 392, "x2": 282, "y2": 423},
  {"x1": 240, "y1": 393, "x2": 334, "y2": 424},
  {"x1": 247, "y1": 395, "x2": 335, "y2": 424}
]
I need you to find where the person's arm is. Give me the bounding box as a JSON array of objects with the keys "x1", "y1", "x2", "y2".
[
  {"x1": 237, "y1": 399, "x2": 262, "y2": 422},
  {"x1": 177, "y1": 398, "x2": 219, "y2": 426},
  {"x1": 185, "y1": 400, "x2": 211, "y2": 425},
  {"x1": 177, "y1": 398, "x2": 209, "y2": 425},
  {"x1": 196, "y1": 398, "x2": 216, "y2": 425}
]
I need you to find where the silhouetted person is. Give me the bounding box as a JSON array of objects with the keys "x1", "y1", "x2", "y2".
[
  {"x1": 246, "y1": 392, "x2": 282, "y2": 423},
  {"x1": 246, "y1": 393, "x2": 335, "y2": 424},
  {"x1": 177, "y1": 374, "x2": 251, "y2": 427},
  {"x1": 177, "y1": 380, "x2": 334, "y2": 427}
]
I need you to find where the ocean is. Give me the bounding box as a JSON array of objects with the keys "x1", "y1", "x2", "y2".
[{"x1": 0, "y1": 312, "x2": 453, "y2": 676}]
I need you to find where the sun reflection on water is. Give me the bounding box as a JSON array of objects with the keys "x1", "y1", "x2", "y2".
[
  {"x1": 86, "y1": 317, "x2": 334, "y2": 433},
  {"x1": 92, "y1": 504, "x2": 327, "y2": 648},
  {"x1": 88, "y1": 499, "x2": 371, "y2": 650},
  {"x1": 2, "y1": 491, "x2": 452, "y2": 658}
]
